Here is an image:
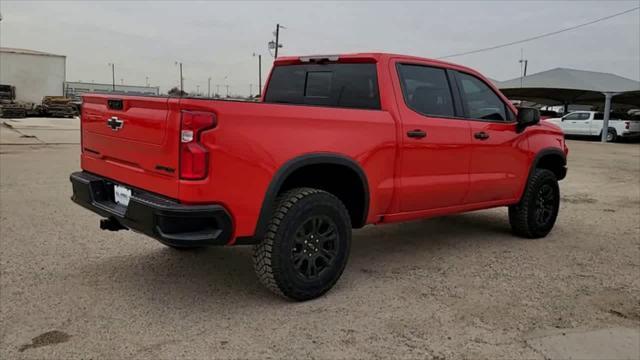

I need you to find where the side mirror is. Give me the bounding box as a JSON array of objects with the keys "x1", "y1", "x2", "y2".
[{"x1": 516, "y1": 107, "x2": 540, "y2": 132}]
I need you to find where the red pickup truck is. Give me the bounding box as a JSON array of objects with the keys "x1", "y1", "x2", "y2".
[{"x1": 71, "y1": 53, "x2": 568, "y2": 300}]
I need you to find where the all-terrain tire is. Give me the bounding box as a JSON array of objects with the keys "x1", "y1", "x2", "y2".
[
  {"x1": 509, "y1": 169, "x2": 560, "y2": 238},
  {"x1": 253, "y1": 188, "x2": 352, "y2": 301}
]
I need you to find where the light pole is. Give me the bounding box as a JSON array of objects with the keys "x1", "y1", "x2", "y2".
[
  {"x1": 175, "y1": 61, "x2": 184, "y2": 94},
  {"x1": 216, "y1": 85, "x2": 220, "y2": 97},
  {"x1": 207, "y1": 77, "x2": 212, "y2": 98},
  {"x1": 196, "y1": 85, "x2": 200, "y2": 95},
  {"x1": 253, "y1": 53, "x2": 262, "y2": 97},
  {"x1": 107, "y1": 63, "x2": 115, "y2": 91},
  {"x1": 222, "y1": 75, "x2": 229, "y2": 97}
]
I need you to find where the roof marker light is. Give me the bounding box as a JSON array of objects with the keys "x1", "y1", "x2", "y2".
[{"x1": 299, "y1": 55, "x2": 340, "y2": 63}]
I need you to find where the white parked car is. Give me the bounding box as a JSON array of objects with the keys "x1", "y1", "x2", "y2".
[{"x1": 546, "y1": 111, "x2": 640, "y2": 142}]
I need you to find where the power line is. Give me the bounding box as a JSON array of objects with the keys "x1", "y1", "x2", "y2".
[{"x1": 437, "y1": 6, "x2": 640, "y2": 59}]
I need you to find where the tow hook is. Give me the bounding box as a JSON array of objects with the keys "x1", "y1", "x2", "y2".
[{"x1": 100, "y1": 217, "x2": 128, "y2": 231}]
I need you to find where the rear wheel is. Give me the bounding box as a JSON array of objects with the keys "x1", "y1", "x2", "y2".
[
  {"x1": 509, "y1": 169, "x2": 560, "y2": 238},
  {"x1": 606, "y1": 128, "x2": 617, "y2": 142},
  {"x1": 253, "y1": 188, "x2": 351, "y2": 301}
]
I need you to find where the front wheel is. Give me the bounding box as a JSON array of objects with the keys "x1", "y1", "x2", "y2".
[
  {"x1": 253, "y1": 188, "x2": 352, "y2": 301},
  {"x1": 509, "y1": 169, "x2": 560, "y2": 238}
]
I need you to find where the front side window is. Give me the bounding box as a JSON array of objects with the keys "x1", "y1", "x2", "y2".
[
  {"x1": 397, "y1": 64, "x2": 455, "y2": 118},
  {"x1": 264, "y1": 63, "x2": 380, "y2": 110},
  {"x1": 457, "y1": 72, "x2": 509, "y2": 121},
  {"x1": 565, "y1": 112, "x2": 589, "y2": 120}
]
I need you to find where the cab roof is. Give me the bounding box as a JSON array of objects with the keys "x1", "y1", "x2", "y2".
[{"x1": 274, "y1": 52, "x2": 477, "y2": 73}]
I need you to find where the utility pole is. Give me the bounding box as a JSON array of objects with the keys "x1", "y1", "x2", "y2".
[
  {"x1": 275, "y1": 24, "x2": 280, "y2": 58},
  {"x1": 268, "y1": 24, "x2": 284, "y2": 58},
  {"x1": 250, "y1": 84, "x2": 253, "y2": 97},
  {"x1": 108, "y1": 63, "x2": 115, "y2": 91},
  {"x1": 518, "y1": 49, "x2": 528, "y2": 88},
  {"x1": 175, "y1": 61, "x2": 184, "y2": 94},
  {"x1": 216, "y1": 84, "x2": 220, "y2": 97},
  {"x1": 207, "y1": 77, "x2": 212, "y2": 98},
  {"x1": 225, "y1": 85, "x2": 230, "y2": 98}
]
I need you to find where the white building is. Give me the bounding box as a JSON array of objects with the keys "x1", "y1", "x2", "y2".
[
  {"x1": 0, "y1": 47, "x2": 66, "y2": 103},
  {"x1": 64, "y1": 82, "x2": 160, "y2": 101}
]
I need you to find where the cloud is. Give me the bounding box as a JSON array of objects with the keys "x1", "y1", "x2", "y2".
[{"x1": 1, "y1": 0, "x2": 638, "y2": 94}]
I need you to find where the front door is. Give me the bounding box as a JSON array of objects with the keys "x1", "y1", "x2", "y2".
[
  {"x1": 394, "y1": 63, "x2": 472, "y2": 212},
  {"x1": 453, "y1": 71, "x2": 529, "y2": 204}
]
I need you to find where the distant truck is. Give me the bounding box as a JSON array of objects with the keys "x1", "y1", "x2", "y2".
[
  {"x1": 70, "y1": 53, "x2": 568, "y2": 300},
  {"x1": 546, "y1": 111, "x2": 640, "y2": 142}
]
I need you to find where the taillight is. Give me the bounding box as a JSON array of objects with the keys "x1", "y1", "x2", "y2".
[
  {"x1": 180, "y1": 111, "x2": 216, "y2": 180},
  {"x1": 625, "y1": 121, "x2": 630, "y2": 130}
]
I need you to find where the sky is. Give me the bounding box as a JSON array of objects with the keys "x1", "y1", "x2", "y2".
[{"x1": 1, "y1": 1, "x2": 639, "y2": 96}]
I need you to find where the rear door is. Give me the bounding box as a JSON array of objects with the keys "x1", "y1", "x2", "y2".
[
  {"x1": 81, "y1": 94, "x2": 181, "y2": 198},
  {"x1": 453, "y1": 71, "x2": 529, "y2": 204},
  {"x1": 393, "y1": 62, "x2": 472, "y2": 212}
]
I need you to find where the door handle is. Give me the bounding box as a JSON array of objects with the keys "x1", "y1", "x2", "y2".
[
  {"x1": 474, "y1": 131, "x2": 490, "y2": 140},
  {"x1": 407, "y1": 129, "x2": 427, "y2": 138}
]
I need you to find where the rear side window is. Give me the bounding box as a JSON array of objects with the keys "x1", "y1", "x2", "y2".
[
  {"x1": 397, "y1": 64, "x2": 455, "y2": 118},
  {"x1": 594, "y1": 112, "x2": 621, "y2": 120},
  {"x1": 457, "y1": 72, "x2": 509, "y2": 121},
  {"x1": 264, "y1": 63, "x2": 380, "y2": 110}
]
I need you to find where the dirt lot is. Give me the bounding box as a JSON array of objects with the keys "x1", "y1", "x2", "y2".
[{"x1": 1, "y1": 130, "x2": 639, "y2": 358}]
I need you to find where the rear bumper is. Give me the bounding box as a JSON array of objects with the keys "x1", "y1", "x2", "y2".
[
  {"x1": 620, "y1": 131, "x2": 640, "y2": 138},
  {"x1": 70, "y1": 171, "x2": 233, "y2": 246}
]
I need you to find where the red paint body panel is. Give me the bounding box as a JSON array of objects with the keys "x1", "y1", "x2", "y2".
[{"x1": 79, "y1": 53, "x2": 567, "y2": 244}]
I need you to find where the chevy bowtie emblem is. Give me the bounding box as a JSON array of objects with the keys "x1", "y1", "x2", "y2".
[{"x1": 107, "y1": 116, "x2": 124, "y2": 131}]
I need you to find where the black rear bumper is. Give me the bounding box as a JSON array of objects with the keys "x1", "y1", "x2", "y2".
[{"x1": 70, "y1": 171, "x2": 233, "y2": 247}]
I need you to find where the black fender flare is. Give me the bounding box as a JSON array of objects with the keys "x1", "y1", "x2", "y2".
[
  {"x1": 528, "y1": 147, "x2": 567, "y2": 182},
  {"x1": 235, "y1": 153, "x2": 370, "y2": 245},
  {"x1": 514, "y1": 148, "x2": 567, "y2": 204}
]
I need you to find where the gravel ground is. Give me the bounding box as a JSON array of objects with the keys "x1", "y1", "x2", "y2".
[{"x1": 1, "y1": 139, "x2": 639, "y2": 359}]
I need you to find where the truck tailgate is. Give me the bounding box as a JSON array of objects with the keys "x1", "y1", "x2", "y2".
[
  {"x1": 627, "y1": 120, "x2": 640, "y2": 133},
  {"x1": 81, "y1": 94, "x2": 180, "y2": 198}
]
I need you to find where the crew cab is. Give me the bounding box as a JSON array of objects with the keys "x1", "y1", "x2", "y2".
[
  {"x1": 546, "y1": 111, "x2": 640, "y2": 142},
  {"x1": 70, "y1": 53, "x2": 568, "y2": 301}
]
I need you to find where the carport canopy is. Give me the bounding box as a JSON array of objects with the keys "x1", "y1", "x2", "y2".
[{"x1": 496, "y1": 68, "x2": 640, "y2": 142}]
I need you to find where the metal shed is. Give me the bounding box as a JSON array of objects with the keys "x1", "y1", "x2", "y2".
[
  {"x1": 0, "y1": 47, "x2": 66, "y2": 104},
  {"x1": 498, "y1": 68, "x2": 640, "y2": 142}
]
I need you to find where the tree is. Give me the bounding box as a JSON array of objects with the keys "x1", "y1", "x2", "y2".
[{"x1": 168, "y1": 87, "x2": 188, "y2": 96}]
